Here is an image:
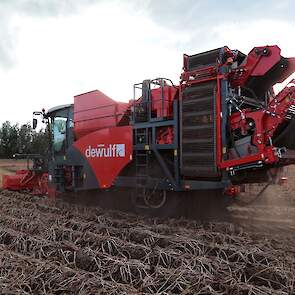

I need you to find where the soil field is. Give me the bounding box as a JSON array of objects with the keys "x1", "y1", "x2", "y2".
[
  {"x1": 0, "y1": 189, "x2": 294, "y2": 294},
  {"x1": 0, "y1": 162, "x2": 295, "y2": 294}
]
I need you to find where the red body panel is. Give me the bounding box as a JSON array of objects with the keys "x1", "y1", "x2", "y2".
[
  {"x1": 156, "y1": 126, "x2": 174, "y2": 144},
  {"x1": 246, "y1": 45, "x2": 281, "y2": 76},
  {"x1": 230, "y1": 45, "x2": 295, "y2": 87},
  {"x1": 150, "y1": 86, "x2": 177, "y2": 118},
  {"x1": 2, "y1": 170, "x2": 48, "y2": 195},
  {"x1": 74, "y1": 90, "x2": 129, "y2": 139},
  {"x1": 3, "y1": 170, "x2": 29, "y2": 190},
  {"x1": 73, "y1": 126, "x2": 133, "y2": 188}
]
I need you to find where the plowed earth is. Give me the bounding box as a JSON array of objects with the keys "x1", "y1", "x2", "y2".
[{"x1": 0, "y1": 189, "x2": 294, "y2": 295}]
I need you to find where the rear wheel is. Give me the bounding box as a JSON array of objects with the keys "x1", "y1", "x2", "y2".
[
  {"x1": 132, "y1": 190, "x2": 183, "y2": 218},
  {"x1": 144, "y1": 190, "x2": 166, "y2": 208},
  {"x1": 131, "y1": 189, "x2": 230, "y2": 220}
]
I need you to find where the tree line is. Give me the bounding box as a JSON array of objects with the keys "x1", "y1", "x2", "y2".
[{"x1": 0, "y1": 121, "x2": 49, "y2": 158}]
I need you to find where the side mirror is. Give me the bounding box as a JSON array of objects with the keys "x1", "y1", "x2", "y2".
[{"x1": 33, "y1": 118, "x2": 38, "y2": 129}]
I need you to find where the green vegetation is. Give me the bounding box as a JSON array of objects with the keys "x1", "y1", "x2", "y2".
[{"x1": 0, "y1": 121, "x2": 49, "y2": 158}]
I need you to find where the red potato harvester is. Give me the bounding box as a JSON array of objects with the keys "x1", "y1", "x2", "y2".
[{"x1": 3, "y1": 45, "x2": 295, "y2": 215}]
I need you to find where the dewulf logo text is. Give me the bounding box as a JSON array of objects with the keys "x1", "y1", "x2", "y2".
[{"x1": 85, "y1": 144, "x2": 125, "y2": 158}]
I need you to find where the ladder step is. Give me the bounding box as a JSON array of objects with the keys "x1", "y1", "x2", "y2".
[{"x1": 135, "y1": 149, "x2": 149, "y2": 193}]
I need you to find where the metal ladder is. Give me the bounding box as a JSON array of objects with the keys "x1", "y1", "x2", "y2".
[
  {"x1": 134, "y1": 128, "x2": 149, "y2": 207},
  {"x1": 54, "y1": 166, "x2": 65, "y2": 192}
]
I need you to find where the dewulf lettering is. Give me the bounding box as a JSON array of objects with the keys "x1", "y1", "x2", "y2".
[{"x1": 85, "y1": 144, "x2": 125, "y2": 158}]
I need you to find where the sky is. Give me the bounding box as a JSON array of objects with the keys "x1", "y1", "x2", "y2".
[{"x1": 0, "y1": 0, "x2": 295, "y2": 124}]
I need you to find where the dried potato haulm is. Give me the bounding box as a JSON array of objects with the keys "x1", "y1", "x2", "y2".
[{"x1": 0, "y1": 190, "x2": 294, "y2": 294}]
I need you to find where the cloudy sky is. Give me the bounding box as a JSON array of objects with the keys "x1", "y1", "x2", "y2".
[{"x1": 0, "y1": 0, "x2": 294, "y2": 124}]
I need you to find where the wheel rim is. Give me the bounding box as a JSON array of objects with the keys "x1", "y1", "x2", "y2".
[{"x1": 144, "y1": 190, "x2": 167, "y2": 209}]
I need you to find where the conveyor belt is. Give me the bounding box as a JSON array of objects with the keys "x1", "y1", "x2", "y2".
[{"x1": 181, "y1": 81, "x2": 218, "y2": 177}]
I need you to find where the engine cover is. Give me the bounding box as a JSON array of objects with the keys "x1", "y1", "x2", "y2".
[{"x1": 73, "y1": 126, "x2": 133, "y2": 188}]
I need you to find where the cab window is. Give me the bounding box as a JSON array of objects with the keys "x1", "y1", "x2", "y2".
[{"x1": 52, "y1": 117, "x2": 67, "y2": 152}]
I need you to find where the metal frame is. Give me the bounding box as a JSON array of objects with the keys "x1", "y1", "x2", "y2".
[
  {"x1": 131, "y1": 91, "x2": 181, "y2": 191},
  {"x1": 123, "y1": 78, "x2": 226, "y2": 192}
]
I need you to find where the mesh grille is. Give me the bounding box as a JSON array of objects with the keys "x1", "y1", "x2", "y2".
[
  {"x1": 182, "y1": 141, "x2": 215, "y2": 153},
  {"x1": 181, "y1": 81, "x2": 218, "y2": 177},
  {"x1": 187, "y1": 48, "x2": 221, "y2": 71},
  {"x1": 182, "y1": 97, "x2": 213, "y2": 113},
  {"x1": 182, "y1": 126, "x2": 213, "y2": 140}
]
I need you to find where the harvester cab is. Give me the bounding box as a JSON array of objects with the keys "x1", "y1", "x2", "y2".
[
  {"x1": 44, "y1": 104, "x2": 74, "y2": 155},
  {"x1": 3, "y1": 45, "x2": 295, "y2": 214},
  {"x1": 33, "y1": 104, "x2": 76, "y2": 193}
]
